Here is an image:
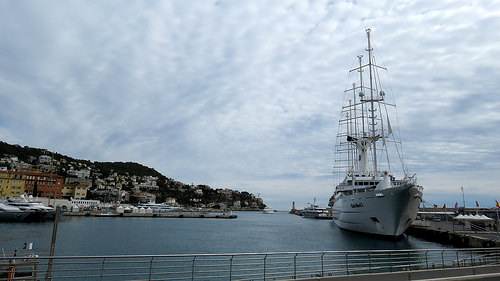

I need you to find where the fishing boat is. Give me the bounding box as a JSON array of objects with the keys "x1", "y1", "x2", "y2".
[{"x1": 328, "y1": 28, "x2": 423, "y2": 238}]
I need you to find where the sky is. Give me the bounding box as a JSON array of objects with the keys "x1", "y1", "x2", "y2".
[{"x1": 1, "y1": 0, "x2": 499, "y2": 210}]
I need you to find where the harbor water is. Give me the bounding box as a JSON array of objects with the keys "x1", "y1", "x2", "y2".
[{"x1": 0, "y1": 211, "x2": 452, "y2": 257}]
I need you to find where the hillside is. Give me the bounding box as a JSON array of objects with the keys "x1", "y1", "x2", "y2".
[{"x1": 0, "y1": 141, "x2": 265, "y2": 209}]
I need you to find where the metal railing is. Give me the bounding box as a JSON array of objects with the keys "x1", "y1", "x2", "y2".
[{"x1": 1, "y1": 247, "x2": 499, "y2": 280}]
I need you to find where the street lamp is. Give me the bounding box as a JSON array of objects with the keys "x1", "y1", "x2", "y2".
[{"x1": 460, "y1": 186, "x2": 465, "y2": 212}]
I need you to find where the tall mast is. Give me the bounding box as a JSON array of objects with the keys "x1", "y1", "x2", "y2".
[
  {"x1": 366, "y1": 28, "x2": 378, "y2": 174},
  {"x1": 357, "y1": 55, "x2": 365, "y2": 135}
]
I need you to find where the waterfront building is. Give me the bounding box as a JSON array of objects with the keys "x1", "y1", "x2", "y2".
[
  {"x1": 20, "y1": 168, "x2": 64, "y2": 198},
  {"x1": 0, "y1": 170, "x2": 26, "y2": 197},
  {"x1": 61, "y1": 183, "x2": 88, "y2": 200}
]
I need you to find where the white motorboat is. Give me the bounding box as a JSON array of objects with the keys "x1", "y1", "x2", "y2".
[
  {"x1": 7, "y1": 195, "x2": 56, "y2": 221},
  {"x1": 328, "y1": 29, "x2": 423, "y2": 238},
  {"x1": 137, "y1": 202, "x2": 179, "y2": 213},
  {"x1": 262, "y1": 206, "x2": 275, "y2": 214},
  {"x1": 301, "y1": 199, "x2": 328, "y2": 218},
  {"x1": 0, "y1": 202, "x2": 32, "y2": 221}
]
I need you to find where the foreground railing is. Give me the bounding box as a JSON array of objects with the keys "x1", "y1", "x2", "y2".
[{"x1": 1, "y1": 248, "x2": 499, "y2": 280}]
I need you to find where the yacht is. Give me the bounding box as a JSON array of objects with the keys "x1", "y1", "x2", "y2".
[
  {"x1": 7, "y1": 195, "x2": 56, "y2": 221},
  {"x1": 328, "y1": 29, "x2": 423, "y2": 238},
  {"x1": 0, "y1": 202, "x2": 32, "y2": 221},
  {"x1": 301, "y1": 199, "x2": 328, "y2": 218},
  {"x1": 262, "y1": 206, "x2": 275, "y2": 214},
  {"x1": 136, "y1": 202, "x2": 179, "y2": 212}
]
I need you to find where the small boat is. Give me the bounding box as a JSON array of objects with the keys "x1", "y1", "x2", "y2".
[
  {"x1": 301, "y1": 199, "x2": 328, "y2": 218},
  {"x1": 0, "y1": 202, "x2": 31, "y2": 221},
  {"x1": 262, "y1": 206, "x2": 275, "y2": 214}
]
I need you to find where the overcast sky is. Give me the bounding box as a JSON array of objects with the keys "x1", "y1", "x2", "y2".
[{"x1": 1, "y1": 1, "x2": 499, "y2": 210}]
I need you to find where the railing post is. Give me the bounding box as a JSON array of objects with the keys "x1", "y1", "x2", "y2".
[
  {"x1": 345, "y1": 253, "x2": 349, "y2": 275},
  {"x1": 294, "y1": 254, "x2": 297, "y2": 279},
  {"x1": 407, "y1": 252, "x2": 411, "y2": 271},
  {"x1": 191, "y1": 256, "x2": 196, "y2": 281},
  {"x1": 470, "y1": 250, "x2": 474, "y2": 266},
  {"x1": 368, "y1": 253, "x2": 371, "y2": 273},
  {"x1": 441, "y1": 250, "x2": 445, "y2": 268},
  {"x1": 229, "y1": 255, "x2": 234, "y2": 281},
  {"x1": 456, "y1": 252, "x2": 460, "y2": 267},
  {"x1": 321, "y1": 253, "x2": 325, "y2": 277},
  {"x1": 99, "y1": 257, "x2": 106, "y2": 281},
  {"x1": 264, "y1": 254, "x2": 267, "y2": 281},
  {"x1": 149, "y1": 256, "x2": 154, "y2": 281},
  {"x1": 389, "y1": 252, "x2": 392, "y2": 272},
  {"x1": 425, "y1": 251, "x2": 429, "y2": 270}
]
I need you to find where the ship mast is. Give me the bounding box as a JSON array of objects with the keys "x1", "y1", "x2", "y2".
[{"x1": 366, "y1": 28, "x2": 378, "y2": 175}]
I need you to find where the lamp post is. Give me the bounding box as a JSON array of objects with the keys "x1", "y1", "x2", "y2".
[{"x1": 460, "y1": 186, "x2": 465, "y2": 214}]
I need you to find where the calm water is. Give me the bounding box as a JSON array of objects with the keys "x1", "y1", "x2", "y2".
[{"x1": 1, "y1": 211, "x2": 452, "y2": 256}]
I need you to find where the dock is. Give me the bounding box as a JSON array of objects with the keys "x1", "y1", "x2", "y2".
[
  {"x1": 408, "y1": 219, "x2": 500, "y2": 248},
  {"x1": 63, "y1": 212, "x2": 237, "y2": 219}
]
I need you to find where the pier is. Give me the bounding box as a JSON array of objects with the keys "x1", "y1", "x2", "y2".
[
  {"x1": 63, "y1": 211, "x2": 237, "y2": 219},
  {"x1": 408, "y1": 220, "x2": 499, "y2": 248}
]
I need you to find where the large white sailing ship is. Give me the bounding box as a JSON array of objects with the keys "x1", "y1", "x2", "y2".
[{"x1": 328, "y1": 29, "x2": 423, "y2": 238}]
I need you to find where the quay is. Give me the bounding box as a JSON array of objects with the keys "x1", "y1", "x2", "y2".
[
  {"x1": 408, "y1": 220, "x2": 499, "y2": 248},
  {"x1": 63, "y1": 211, "x2": 237, "y2": 219}
]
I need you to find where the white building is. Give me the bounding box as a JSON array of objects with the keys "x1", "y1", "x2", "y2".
[{"x1": 39, "y1": 155, "x2": 52, "y2": 164}]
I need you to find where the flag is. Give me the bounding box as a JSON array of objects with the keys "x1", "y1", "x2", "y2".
[
  {"x1": 23, "y1": 242, "x2": 34, "y2": 250},
  {"x1": 433, "y1": 204, "x2": 438, "y2": 208},
  {"x1": 476, "y1": 201, "x2": 479, "y2": 207},
  {"x1": 443, "y1": 204, "x2": 446, "y2": 209},
  {"x1": 454, "y1": 202, "x2": 458, "y2": 209},
  {"x1": 496, "y1": 200, "x2": 499, "y2": 208}
]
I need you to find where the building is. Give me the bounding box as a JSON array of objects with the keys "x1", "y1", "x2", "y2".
[
  {"x1": 133, "y1": 192, "x2": 156, "y2": 203},
  {"x1": 21, "y1": 169, "x2": 64, "y2": 199},
  {"x1": 61, "y1": 183, "x2": 88, "y2": 200},
  {"x1": 0, "y1": 171, "x2": 26, "y2": 197},
  {"x1": 38, "y1": 155, "x2": 52, "y2": 164}
]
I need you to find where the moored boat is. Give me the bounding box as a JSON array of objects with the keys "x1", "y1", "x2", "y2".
[
  {"x1": 0, "y1": 202, "x2": 32, "y2": 221},
  {"x1": 136, "y1": 202, "x2": 180, "y2": 213},
  {"x1": 301, "y1": 199, "x2": 328, "y2": 218},
  {"x1": 6, "y1": 195, "x2": 56, "y2": 221},
  {"x1": 328, "y1": 29, "x2": 423, "y2": 239},
  {"x1": 262, "y1": 206, "x2": 275, "y2": 214}
]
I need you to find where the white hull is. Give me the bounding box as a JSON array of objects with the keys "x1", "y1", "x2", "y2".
[{"x1": 332, "y1": 183, "x2": 422, "y2": 238}]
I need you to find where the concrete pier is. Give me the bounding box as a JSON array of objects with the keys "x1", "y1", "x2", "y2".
[
  {"x1": 407, "y1": 220, "x2": 500, "y2": 248},
  {"x1": 63, "y1": 212, "x2": 237, "y2": 219}
]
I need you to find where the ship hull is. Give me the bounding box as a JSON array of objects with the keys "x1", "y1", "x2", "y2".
[{"x1": 332, "y1": 183, "x2": 422, "y2": 238}]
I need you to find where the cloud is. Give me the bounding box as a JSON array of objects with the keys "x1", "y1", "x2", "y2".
[{"x1": 0, "y1": 0, "x2": 499, "y2": 210}]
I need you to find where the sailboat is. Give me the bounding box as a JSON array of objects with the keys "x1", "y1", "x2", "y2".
[{"x1": 328, "y1": 29, "x2": 423, "y2": 238}]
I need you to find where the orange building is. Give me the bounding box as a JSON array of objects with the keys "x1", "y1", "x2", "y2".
[{"x1": 21, "y1": 169, "x2": 64, "y2": 199}]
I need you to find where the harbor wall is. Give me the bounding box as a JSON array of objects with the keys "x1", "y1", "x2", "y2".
[{"x1": 407, "y1": 225, "x2": 500, "y2": 248}]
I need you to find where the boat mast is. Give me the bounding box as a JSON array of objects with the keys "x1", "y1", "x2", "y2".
[
  {"x1": 366, "y1": 28, "x2": 378, "y2": 174},
  {"x1": 357, "y1": 55, "x2": 365, "y2": 136}
]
